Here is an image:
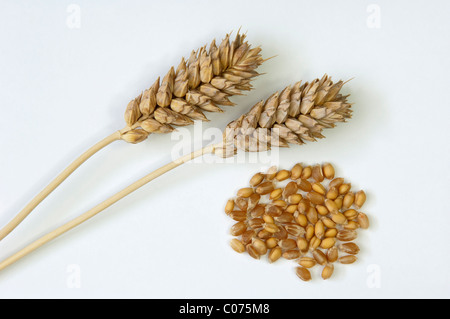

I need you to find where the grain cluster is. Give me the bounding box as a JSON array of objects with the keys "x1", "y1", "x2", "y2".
[{"x1": 225, "y1": 163, "x2": 369, "y2": 281}]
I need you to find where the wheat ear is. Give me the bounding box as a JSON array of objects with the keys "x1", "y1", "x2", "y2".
[
  {"x1": 0, "y1": 31, "x2": 264, "y2": 241},
  {"x1": 0, "y1": 75, "x2": 352, "y2": 272}
]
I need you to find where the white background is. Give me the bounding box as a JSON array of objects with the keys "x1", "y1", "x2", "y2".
[{"x1": 0, "y1": 0, "x2": 449, "y2": 299}]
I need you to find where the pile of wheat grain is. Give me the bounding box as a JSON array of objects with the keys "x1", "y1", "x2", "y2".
[{"x1": 225, "y1": 163, "x2": 369, "y2": 281}]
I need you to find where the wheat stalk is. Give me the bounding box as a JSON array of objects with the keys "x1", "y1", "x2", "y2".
[
  {"x1": 0, "y1": 31, "x2": 264, "y2": 241},
  {"x1": 0, "y1": 75, "x2": 352, "y2": 272}
]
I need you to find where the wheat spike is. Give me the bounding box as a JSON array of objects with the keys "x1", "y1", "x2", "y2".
[
  {"x1": 121, "y1": 31, "x2": 264, "y2": 143},
  {"x1": 215, "y1": 75, "x2": 352, "y2": 157}
]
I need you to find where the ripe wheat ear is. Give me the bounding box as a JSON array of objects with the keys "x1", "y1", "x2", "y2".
[
  {"x1": 0, "y1": 75, "x2": 352, "y2": 272},
  {"x1": 0, "y1": 31, "x2": 264, "y2": 241}
]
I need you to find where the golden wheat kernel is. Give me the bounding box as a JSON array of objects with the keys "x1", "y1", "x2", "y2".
[
  {"x1": 283, "y1": 181, "x2": 298, "y2": 198},
  {"x1": 266, "y1": 166, "x2": 278, "y2": 180},
  {"x1": 225, "y1": 199, "x2": 235, "y2": 214},
  {"x1": 322, "y1": 264, "x2": 334, "y2": 280},
  {"x1": 297, "y1": 179, "x2": 312, "y2": 192},
  {"x1": 250, "y1": 205, "x2": 265, "y2": 218},
  {"x1": 237, "y1": 187, "x2": 254, "y2": 198},
  {"x1": 252, "y1": 238, "x2": 268, "y2": 255},
  {"x1": 322, "y1": 217, "x2": 336, "y2": 229},
  {"x1": 339, "y1": 255, "x2": 358, "y2": 264},
  {"x1": 257, "y1": 229, "x2": 273, "y2": 240},
  {"x1": 269, "y1": 189, "x2": 282, "y2": 200},
  {"x1": 337, "y1": 230, "x2": 358, "y2": 242},
  {"x1": 278, "y1": 238, "x2": 297, "y2": 250},
  {"x1": 275, "y1": 169, "x2": 291, "y2": 181},
  {"x1": 273, "y1": 225, "x2": 288, "y2": 240},
  {"x1": 269, "y1": 247, "x2": 282, "y2": 263},
  {"x1": 262, "y1": 214, "x2": 274, "y2": 224},
  {"x1": 316, "y1": 205, "x2": 329, "y2": 216},
  {"x1": 357, "y1": 212, "x2": 370, "y2": 229},
  {"x1": 264, "y1": 223, "x2": 279, "y2": 233},
  {"x1": 248, "y1": 218, "x2": 264, "y2": 229},
  {"x1": 290, "y1": 163, "x2": 303, "y2": 180},
  {"x1": 229, "y1": 211, "x2": 247, "y2": 221},
  {"x1": 275, "y1": 212, "x2": 294, "y2": 223},
  {"x1": 312, "y1": 249, "x2": 327, "y2": 265},
  {"x1": 339, "y1": 183, "x2": 351, "y2": 195},
  {"x1": 312, "y1": 182, "x2": 326, "y2": 195},
  {"x1": 283, "y1": 250, "x2": 301, "y2": 260},
  {"x1": 343, "y1": 209, "x2": 358, "y2": 220},
  {"x1": 342, "y1": 192, "x2": 355, "y2": 209},
  {"x1": 230, "y1": 239, "x2": 246, "y2": 253},
  {"x1": 325, "y1": 198, "x2": 338, "y2": 213},
  {"x1": 297, "y1": 198, "x2": 310, "y2": 213},
  {"x1": 309, "y1": 236, "x2": 321, "y2": 250},
  {"x1": 329, "y1": 177, "x2": 344, "y2": 189},
  {"x1": 249, "y1": 173, "x2": 265, "y2": 187},
  {"x1": 339, "y1": 242, "x2": 360, "y2": 255},
  {"x1": 248, "y1": 193, "x2": 261, "y2": 207},
  {"x1": 311, "y1": 164, "x2": 325, "y2": 182},
  {"x1": 306, "y1": 206, "x2": 319, "y2": 224},
  {"x1": 256, "y1": 181, "x2": 274, "y2": 195},
  {"x1": 327, "y1": 246, "x2": 339, "y2": 263},
  {"x1": 266, "y1": 237, "x2": 279, "y2": 249},
  {"x1": 306, "y1": 225, "x2": 315, "y2": 241},
  {"x1": 241, "y1": 230, "x2": 256, "y2": 245},
  {"x1": 297, "y1": 238, "x2": 309, "y2": 252},
  {"x1": 344, "y1": 220, "x2": 360, "y2": 230},
  {"x1": 334, "y1": 196, "x2": 343, "y2": 210},
  {"x1": 331, "y1": 212, "x2": 347, "y2": 225},
  {"x1": 296, "y1": 267, "x2": 312, "y2": 281},
  {"x1": 230, "y1": 221, "x2": 247, "y2": 236},
  {"x1": 246, "y1": 244, "x2": 260, "y2": 259},
  {"x1": 284, "y1": 223, "x2": 306, "y2": 237},
  {"x1": 320, "y1": 237, "x2": 336, "y2": 249},
  {"x1": 326, "y1": 187, "x2": 339, "y2": 200},
  {"x1": 266, "y1": 204, "x2": 283, "y2": 217},
  {"x1": 354, "y1": 190, "x2": 367, "y2": 209},
  {"x1": 322, "y1": 163, "x2": 335, "y2": 179},
  {"x1": 285, "y1": 204, "x2": 298, "y2": 214},
  {"x1": 307, "y1": 191, "x2": 325, "y2": 205},
  {"x1": 288, "y1": 194, "x2": 302, "y2": 205},
  {"x1": 299, "y1": 257, "x2": 317, "y2": 268},
  {"x1": 295, "y1": 213, "x2": 308, "y2": 227},
  {"x1": 315, "y1": 220, "x2": 325, "y2": 239},
  {"x1": 301, "y1": 166, "x2": 312, "y2": 179},
  {"x1": 325, "y1": 228, "x2": 338, "y2": 238},
  {"x1": 272, "y1": 199, "x2": 287, "y2": 208},
  {"x1": 235, "y1": 197, "x2": 248, "y2": 211}
]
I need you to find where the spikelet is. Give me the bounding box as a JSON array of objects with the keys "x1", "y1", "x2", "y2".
[
  {"x1": 216, "y1": 75, "x2": 352, "y2": 157},
  {"x1": 121, "y1": 31, "x2": 264, "y2": 143}
]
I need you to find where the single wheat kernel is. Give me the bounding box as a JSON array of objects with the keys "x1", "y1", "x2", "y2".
[
  {"x1": 266, "y1": 237, "x2": 279, "y2": 249},
  {"x1": 272, "y1": 199, "x2": 287, "y2": 207},
  {"x1": 320, "y1": 237, "x2": 336, "y2": 249},
  {"x1": 250, "y1": 205, "x2": 265, "y2": 218},
  {"x1": 249, "y1": 173, "x2": 264, "y2": 187},
  {"x1": 326, "y1": 187, "x2": 339, "y2": 200},
  {"x1": 307, "y1": 191, "x2": 325, "y2": 205},
  {"x1": 284, "y1": 223, "x2": 305, "y2": 237},
  {"x1": 331, "y1": 212, "x2": 347, "y2": 225},
  {"x1": 322, "y1": 217, "x2": 336, "y2": 229},
  {"x1": 282, "y1": 250, "x2": 301, "y2": 260},
  {"x1": 266, "y1": 204, "x2": 283, "y2": 217},
  {"x1": 306, "y1": 206, "x2": 319, "y2": 224},
  {"x1": 257, "y1": 229, "x2": 273, "y2": 240},
  {"x1": 354, "y1": 190, "x2": 366, "y2": 209},
  {"x1": 309, "y1": 236, "x2": 321, "y2": 250},
  {"x1": 276, "y1": 169, "x2": 291, "y2": 181},
  {"x1": 295, "y1": 213, "x2": 308, "y2": 227},
  {"x1": 339, "y1": 255, "x2": 358, "y2": 264},
  {"x1": 275, "y1": 212, "x2": 294, "y2": 223},
  {"x1": 339, "y1": 243, "x2": 360, "y2": 255},
  {"x1": 246, "y1": 244, "x2": 260, "y2": 259},
  {"x1": 235, "y1": 197, "x2": 248, "y2": 211},
  {"x1": 288, "y1": 194, "x2": 302, "y2": 204},
  {"x1": 342, "y1": 192, "x2": 355, "y2": 209},
  {"x1": 273, "y1": 225, "x2": 288, "y2": 240},
  {"x1": 322, "y1": 163, "x2": 335, "y2": 179},
  {"x1": 297, "y1": 238, "x2": 309, "y2": 252},
  {"x1": 264, "y1": 223, "x2": 279, "y2": 233},
  {"x1": 325, "y1": 198, "x2": 338, "y2": 213},
  {"x1": 296, "y1": 267, "x2": 312, "y2": 281},
  {"x1": 327, "y1": 246, "x2": 339, "y2": 263},
  {"x1": 322, "y1": 264, "x2": 334, "y2": 280},
  {"x1": 266, "y1": 166, "x2": 278, "y2": 180},
  {"x1": 299, "y1": 257, "x2": 317, "y2": 268},
  {"x1": 229, "y1": 211, "x2": 247, "y2": 221},
  {"x1": 283, "y1": 181, "x2": 298, "y2": 198},
  {"x1": 329, "y1": 177, "x2": 344, "y2": 189},
  {"x1": 337, "y1": 230, "x2": 358, "y2": 242},
  {"x1": 297, "y1": 198, "x2": 310, "y2": 213},
  {"x1": 230, "y1": 239, "x2": 245, "y2": 253},
  {"x1": 230, "y1": 221, "x2": 247, "y2": 236},
  {"x1": 343, "y1": 209, "x2": 358, "y2": 220},
  {"x1": 285, "y1": 204, "x2": 298, "y2": 214},
  {"x1": 316, "y1": 205, "x2": 329, "y2": 216},
  {"x1": 324, "y1": 228, "x2": 338, "y2": 238},
  {"x1": 279, "y1": 238, "x2": 297, "y2": 250},
  {"x1": 237, "y1": 187, "x2": 254, "y2": 198},
  {"x1": 225, "y1": 199, "x2": 234, "y2": 214},
  {"x1": 252, "y1": 238, "x2": 268, "y2": 255},
  {"x1": 357, "y1": 212, "x2": 370, "y2": 229},
  {"x1": 306, "y1": 225, "x2": 315, "y2": 241},
  {"x1": 241, "y1": 230, "x2": 256, "y2": 245},
  {"x1": 256, "y1": 181, "x2": 274, "y2": 195},
  {"x1": 297, "y1": 179, "x2": 312, "y2": 192},
  {"x1": 269, "y1": 247, "x2": 282, "y2": 263},
  {"x1": 247, "y1": 193, "x2": 260, "y2": 211},
  {"x1": 248, "y1": 218, "x2": 264, "y2": 229},
  {"x1": 290, "y1": 163, "x2": 303, "y2": 180},
  {"x1": 315, "y1": 220, "x2": 325, "y2": 239},
  {"x1": 262, "y1": 214, "x2": 274, "y2": 224},
  {"x1": 312, "y1": 249, "x2": 327, "y2": 265},
  {"x1": 301, "y1": 166, "x2": 312, "y2": 179},
  {"x1": 312, "y1": 165, "x2": 325, "y2": 182},
  {"x1": 312, "y1": 182, "x2": 326, "y2": 195},
  {"x1": 334, "y1": 196, "x2": 343, "y2": 210},
  {"x1": 344, "y1": 221, "x2": 360, "y2": 230},
  {"x1": 339, "y1": 183, "x2": 351, "y2": 195}
]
